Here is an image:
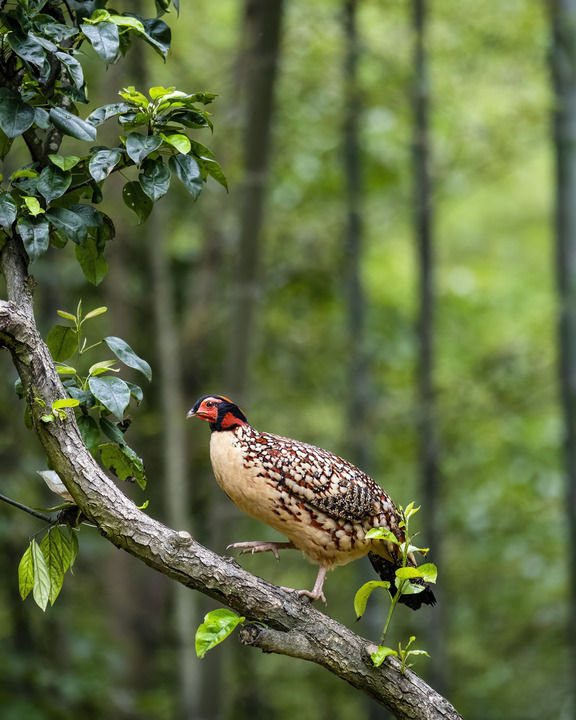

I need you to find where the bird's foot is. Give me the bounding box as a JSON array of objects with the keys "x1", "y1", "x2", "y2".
[
  {"x1": 226, "y1": 540, "x2": 295, "y2": 561},
  {"x1": 279, "y1": 586, "x2": 328, "y2": 605}
]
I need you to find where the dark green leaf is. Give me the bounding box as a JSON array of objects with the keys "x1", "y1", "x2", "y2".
[
  {"x1": 104, "y1": 336, "x2": 152, "y2": 380},
  {"x1": 0, "y1": 193, "x2": 17, "y2": 227},
  {"x1": 139, "y1": 157, "x2": 171, "y2": 201},
  {"x1": 168, "y1": 154, "x2": 202, "y2": 198},
  {"x1": 139, "y1": 17, "x2": 171, "y2": 58},
  {"x1": 49, "y1": 108, "x2": 97, "y2": 142},
  {"x1": 126, "y1": 381, "x2": 143, "y2": 404},
  {"x1": 100, "y1": 417, "x2": 126, "y2": 444},
  {"x1": 78, "y1": 415, "x2": 101, "y2": 453},
  {"x1": 0, "y1": 96, "x2": 35, "y2": 138},
  {"x1": 198, "y1": 156, "x2": 228, "y2": 190},
  {"x1": 69, "y1": 204, "x2": 103, "y2": 228},
  {"x1": 7, "y1": 32, "x2": 48, "y2": 73},
  {"x1": 75, "y1": 234, "x2": 108, "y2": 285},
  {"x1": 46, "y1": 207, "x2": 87, "y2": 245},
  {"x1": 89, "y1": 375, "x2": 131, "y2": 418},
  {"x1": 100, "y1": 442, "x2": 146, "y2": 488},
  {"x1": 17, "y1": 217, "x2": 50, "y2": 261},
  {"x1": 41, "y1": 22, "x2": 79, "y2": 43},
  {"x1": 46, "y1": 324, "x2": 78, "y2": 361},
  {"x1": 353, "y1": 580, "x2": 391, "y2": 620},
  {"x1": 81, "y1": 21, "x2": 120, "y2": 64},
  {"x1": 34, "y1": 107, "x2": 50, "y2": 129},
  {"x1": 0, "y1": 128, "x2": 12, "y2": 160},
  {"x1": 122, "y1": 181, "x2": 153, "y2": 223},
  {"x1": 31, "y1": 538, "x2": 50, "y2": 611},
  {"x1": 58, "y1": 525, "x2": 79, "y2": 568},
  {"x1": 195, "y1": 609, "x2": 245, "y2": 659},
  {"x1": 89, "y1": 148, "x2": 122, "y2": 182},
  {"x1": 37, "y1": 166, "x2": 72, "y2": 203},
  {"x1": 55, "y1": 51, "x2": 84, "y2": 90},
  {"x1": 125, "y1": 132, "x2": 162, "y2": 164},
  {"x1": 18, "y1": 544, "x2": 34, "y2": 600},
  {"x1": 86, "y1": 102, "x2": 133, "y2": 127}
]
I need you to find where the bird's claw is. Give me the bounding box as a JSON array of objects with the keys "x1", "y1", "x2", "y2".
[
  {"x1": 226, "y1": 541, "x2": 281, "y2": 560},
  {"x1": 280, "y1": 586, "x2": 327, "y2": 605}
]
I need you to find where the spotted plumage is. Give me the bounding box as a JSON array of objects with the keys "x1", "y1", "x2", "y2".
[{"x1": 187, "y1": 394, "x2": 436, "y2": 607}]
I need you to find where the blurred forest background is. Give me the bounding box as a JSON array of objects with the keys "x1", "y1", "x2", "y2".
[{"x1": 0, "y1": 1, "x2": 572, "y2": 719}]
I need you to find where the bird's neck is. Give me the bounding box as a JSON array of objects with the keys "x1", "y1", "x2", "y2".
[{"x1": 209, "y1": 411, "x2": 250, "y2": 433}]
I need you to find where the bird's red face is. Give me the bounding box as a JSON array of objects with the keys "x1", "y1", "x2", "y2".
[{"x1": 187, "y1": 395, "x2": 248, "y2": 431}]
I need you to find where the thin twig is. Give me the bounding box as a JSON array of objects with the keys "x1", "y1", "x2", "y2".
[{"x1": 0, "y1": 491, "x2": 53, "y2": 523}]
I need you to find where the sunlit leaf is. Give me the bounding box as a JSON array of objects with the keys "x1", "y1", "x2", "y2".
[
  {"x1": 195, "y1": 609, "x2": 245, "y2": 659},
  {"x1": 371, "y1": 646, "x2": 398, "y2": 667},
  {"x1": 353, "y1": 580, "x2": 391, "y2": 620}
]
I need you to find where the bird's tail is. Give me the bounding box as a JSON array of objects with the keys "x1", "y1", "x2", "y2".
[{"x1": 368, "y1": 552, "x2": 436, "y2": 610}]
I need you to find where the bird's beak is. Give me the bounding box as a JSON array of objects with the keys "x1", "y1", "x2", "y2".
[{"x1": 186, "y1": 408, "x2": 196, "y2": 419}]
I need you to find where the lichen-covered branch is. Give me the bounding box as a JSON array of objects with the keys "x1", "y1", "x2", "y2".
[{"x1": 0, "y1": 237, "x2": 462, "y2": 720}]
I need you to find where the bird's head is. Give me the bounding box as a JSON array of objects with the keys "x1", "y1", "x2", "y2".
[{"x1": 186, "y1": 395, "x2": 249, "y2": 431}]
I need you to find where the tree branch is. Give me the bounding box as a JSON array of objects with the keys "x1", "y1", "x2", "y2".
[{"x1": 0, "y1": 238, "x2": 461, "y2": 720}]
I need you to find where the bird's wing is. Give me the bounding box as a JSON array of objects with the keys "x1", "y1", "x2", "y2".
[{"x1": 255, "y1": 431, "x2": 402, "y2": 530}]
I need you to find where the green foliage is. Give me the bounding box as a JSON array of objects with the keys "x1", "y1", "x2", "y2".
[
  {"x1": 44, "y1": 301, "x2": 149, "y2": 489},
  {"x1": 18, "y1": 526, "x2": 79, "y2": 611},
  {"x1": 0, "y1": 0, "x2": 224, "y2": 284},
  {"x1": 354, "y1": 503, "x2": 437, "y2": 671},
  {"x1": 370, "y1": 636, "x2": 430, "y2": 675},
  {"x1": 195, "y1": 609, "x2": 246, "y2": 659}
]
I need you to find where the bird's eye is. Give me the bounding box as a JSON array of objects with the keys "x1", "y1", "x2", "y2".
[{"x1": 205, "y1": 400, "x2": 214, "y2": 408}]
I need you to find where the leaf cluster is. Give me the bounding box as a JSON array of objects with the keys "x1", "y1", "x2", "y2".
[
  {"x1": 354, "y1": 503, "x2": 438, "y2": 672},
  {"x1": 0, "y1": 1, "x2": 224, "y2": 284},
  {"x1": 18, "y1": 525, "x2": 79, "y2": 611},
  {"x1": 43, "y1": 301, "x2": 151, "y2": 489}
]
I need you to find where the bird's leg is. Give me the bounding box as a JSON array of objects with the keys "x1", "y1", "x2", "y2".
[
  {"x1": 226, "y1": 540, "x2": 296, "y2": 561},
  {"x1": 282, "y1": 566, "x2": 328, "y2": 605}
]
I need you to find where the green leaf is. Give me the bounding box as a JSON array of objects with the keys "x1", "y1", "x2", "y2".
[
  {"x1": 84, "y1": 306, "x2": 108, "y2": 320},
  {"x1": 198, "y1": 156, "x2": 228, "y2": 190},
  {"x1": 78, "y1": 415, "x2": 100, "y2": 453},
  {"x1": 161, "y1": 132, "x2": 191, "y2": 153},
  {"x1": 195, "y1": 609, "x2": 245, "y2": 659},
  {"x1": 49, "y1": 154, "x2": 81, "y2": 171},
  {"x1": 89, "y1": 375, "x2": 131, "y2": 418},
  {"x1": 17, "y1": 217, "x2": 50, "y2": 261},
  {"x1": 46, "y1": 207, "x2": 87, "y2": 245},
  {"x1": 55, "y1": 51, "x2": 84, "y2": 89},
  {"x1": 86, "y1": 102, "x2": 133, "y2": 127},
  {"x1": 365, "y1": 527, "x2": 401, "y2": 544},
  {"x1": 49, "y1": 108, "x2": 97, "y2": 142},
  {"x1": 397, "y1": 580, "x2": 425, "y2": 595},
  {"x1": 7, "y1": 32, "x2": 49, "y2": 75},
  {"x1": 126, "y1": 381, "x2": 143, "y2": 404},
  {"x1": 104, "y1": 336, "x2": 152, "y2": 380},
  {"x1": 89, "y1": 148, "x2": 122, "y2": 182},
  {"x1": 100, "y1": 442, "x2": 146, "y2": 488},
  {"x1": 59, "y1": 526, "x2": 79, "y2": 568},
  {"x1": 31, "y1": 538, "x2": 51, "y2": 611},
  {"x1": 122, "y1": 181, "x2": 153, "y2": 223},
  {"x1": 108, "y1": 14, "x2": 145, "y2": 33},
  {"x1": 395, "y1": 566, "x2": 424, "y2": 581},
  {"x1": 52, "y1": 398, "x2": 80, "y2": 411},
  {"x1": 81, "y1": 21, "x2": 120, "y2": 64},
  {"x1": 139, "y1": 157, "x2": 171, "y2": 201},
  {"x1": 371, "y1": 646, "x2": 398, "y2": 667},
  {"x1": 0, "y1": 96, "x2": 35, "y2": 138},
  {"x1": 139, "y1": 18, "x2": 171, "y2": 59},
  {"x1": 40, "y1": 528, "x2": 66, "y2": 605},
  {"x1": 23, "y1": 196, "x2": 44, "y2": 216},
  {"x1": 125, "y1": 132, "x2": 162, "y2": 164},
  {"x1": 46, "y1": 324, "x2": 78, "y2": 362},
  {"x1": 0, "y1": 192, "x2": 17, "y2": 226},
  {"x1": 353, "y1": 580, "x2": 391, "y2": 619},
  {"x1": 100, "y1": 417, "x2": 126, "y2": 444},
  {"x1": 119, "y1": 86, "x2": 149, "y2": 108},
  {"x1": 416, "y1": 563, "x2": 437, "y2": 583},
  {"x1": 168, "y1": 154, "x2": 203, "y2": 198},
  {"x1": 37, "y1": 166, "x2": 72, "y2": 203},
  {"x1": 18, "y1": 543, "x2": 35, "y2": 600},
  {"x1": 88, "y1": 360, "x2": 118, "y2": 376},
  {"x1": 75, "y1": 234, "x2": 108, "y2": 285}
]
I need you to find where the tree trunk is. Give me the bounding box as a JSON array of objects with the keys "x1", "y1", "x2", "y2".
[
  {"x1": 550, "y1": 2, "x2": 576, "y2": 715},
  {"x1": 411, "y1": 0, "x2": 445, "y2": 692},
  {"x1": 226, "y1": 0, "x2": 285, "y2": 402}
]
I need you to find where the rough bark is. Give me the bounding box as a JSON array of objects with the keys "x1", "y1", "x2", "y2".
[
  {"x1": 550, "y1": 0, "x2": 576, "y2": 709},
  {"x1": 0, "y1": 233, "x2": 461, "y2": 720}
]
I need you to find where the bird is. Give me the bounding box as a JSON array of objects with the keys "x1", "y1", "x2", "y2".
[{"x1": 187, "y1": 394, "x2": 436, "y2": 608}]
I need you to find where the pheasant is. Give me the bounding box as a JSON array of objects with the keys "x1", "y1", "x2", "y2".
[{"x1": 187, "y1": 394, "x2": 436, "y2": 607}]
